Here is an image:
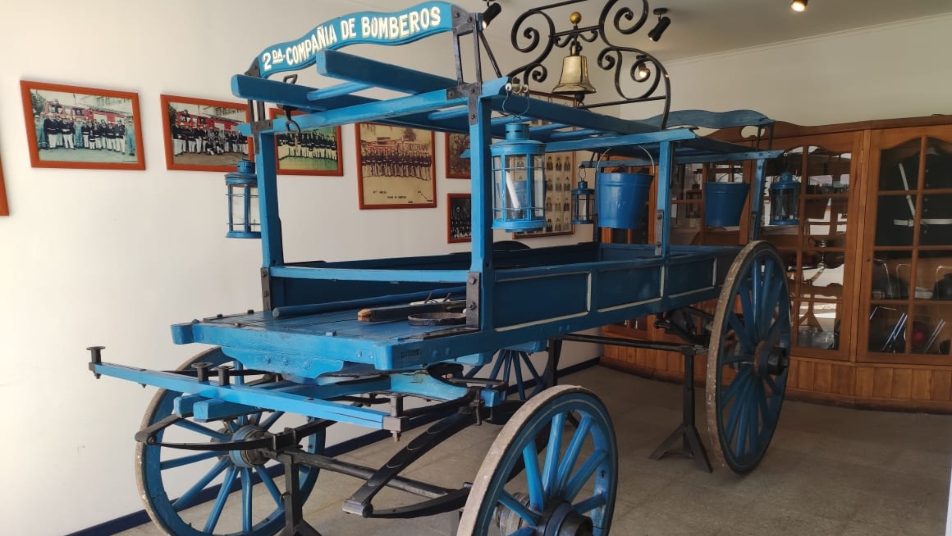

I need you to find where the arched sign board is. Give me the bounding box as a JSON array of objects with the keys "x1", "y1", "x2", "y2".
[{"x1": 254, "y1": 2, "x2": 459, "y2": 78}]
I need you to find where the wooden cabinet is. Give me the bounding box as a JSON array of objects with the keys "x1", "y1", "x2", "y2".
[
  {"x1": 859, "y1": 125, "x2": 952, "y2": 366},
  {"x1": 601, "y1": 115, "x2": 952, "y2": 412}
]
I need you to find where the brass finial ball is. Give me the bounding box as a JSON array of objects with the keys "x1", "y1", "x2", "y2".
[{"x1": 570, "y1": 12, "x2": 582, "y2": 25}]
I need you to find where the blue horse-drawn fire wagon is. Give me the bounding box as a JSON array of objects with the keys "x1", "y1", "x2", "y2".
[{"x1": 89, "y1": 2, "x2": 792, "y2": 535}]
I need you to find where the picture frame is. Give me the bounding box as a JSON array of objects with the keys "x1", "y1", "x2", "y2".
[
  {"x1": 356, "y1": 122, "x2": 436, "y2": 209},
  {"x1": 445, "y1": 132, "x2": 470, "y2": 179},
  {"x1": 20, "y1": 80, "x2": 145, "y2": 170},
  {"x1": 160, "y1": 94, "x2": 251, "y2": 172},
  {"x1": 0, "y1": 152, "x2": 8, "y2": 216},
  {"x1": 447, "y1": 193, "x2": 472, "y2": 243},
  {"x1": 269, "y1": 108, "x2": 343, "y2": 176},
  {"x1": 515, "y1": 92, "x2": 576, "y2": 238}
]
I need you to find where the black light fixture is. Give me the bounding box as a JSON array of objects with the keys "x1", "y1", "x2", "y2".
[
  {"x1": 648, "y1": 8, "x2": 670, "y2": 42},
  {"x1": 791, "y1": 0, "x2": 807, "y2": 12},
  {"x1": 633, "y1": 55, "x2": 651, "y2": 82},
  {"x1": 482, "y1": 2, "x2": 502, "y2": 29}
]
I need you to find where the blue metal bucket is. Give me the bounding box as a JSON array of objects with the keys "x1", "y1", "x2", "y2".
[
  {"x1": 596, "y1": 172, "x2": 653, "y2": 229},
  {"x1": 704, "y1": 182, "x2": 750, "y2": 227}
]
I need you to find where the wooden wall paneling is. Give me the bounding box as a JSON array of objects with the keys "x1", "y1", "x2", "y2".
[
  {"x1": 891, "y1": 368, "x2": 913, "y2": 400},
  {"x1": 813, "y1": 362, "x2": 833, "y2": 393},
  {"x1": 787, "y1": 358, "x2": 800, "y2": 390},
  {"x1": 872, "y1": 368, "x2": 894, "y2": 398},
  {"x1": 911, "y1": 369, "x2": 933, "y2": 401},
  {"x1": 832, "y1": 364, "x2": 853, "y2": 395},
  {"x1": 856, "y1": 366, "x2": 875, "y2": 398},
  {"x1": 798, "y1": 360, "x2": 816, "y2": 391},
  {"x1": 931, "y1": 371, "x2": 952, "y2": 402}
]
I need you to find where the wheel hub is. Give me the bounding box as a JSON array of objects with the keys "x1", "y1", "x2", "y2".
[
  {"x1": 228, "y1": 425, "x2": 270, "y2": 468},
  {"x1": 542, "y1": 502, "x2": 594, "y2": 536},
  {"x1": 493, "y1": 492, "x2": 530, "y2": 534},
  {"x1": 753, "y1": 340, "x2": 788, "y2": 377}
]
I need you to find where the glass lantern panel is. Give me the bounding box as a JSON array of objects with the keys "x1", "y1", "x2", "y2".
[
  {"x1": 531, "y1": 154, "x2": 545, "y2": 219},
  {"x1": 493, "y1": 154, "x2": 504, "y2": 217}
]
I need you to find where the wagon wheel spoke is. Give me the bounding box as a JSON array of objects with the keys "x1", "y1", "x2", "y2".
[
  {"x1": 137, "y1": 347, "x2": 327, "y2": 536},
  {"x1": 457, "y1": 386, "x2": 616, "y2": 536},
  {"x1": 469, "y1": 346, "x2": 549, "y2": 401},
  {"x1": 707, "y1": 241, "x2": 791, "y2": 474}
]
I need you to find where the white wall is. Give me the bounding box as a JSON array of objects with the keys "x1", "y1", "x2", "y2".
[
  {"x1": 5, "y1": 2, "x2": 949, "y2": 534},
  {"x1": 623, "y1": 14, "x2": 952, "y2": 125},
  {"x1": 0, "y1": 1, "x2": 597, "y2": 534}
]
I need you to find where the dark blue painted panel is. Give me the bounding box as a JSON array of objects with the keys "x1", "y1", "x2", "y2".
[
  {"x1": 596, "y1": 266, "x2": 662, "y2": 309},
  {"x1": 493, "y1": 273, "x2": 590, "y2": 328},
  {"x1": 668, "y1": 258, "x2": 716, "y2": 295}
]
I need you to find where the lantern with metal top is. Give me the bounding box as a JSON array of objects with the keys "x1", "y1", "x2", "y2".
[
  {"x1": 769, "y1": 171, "x2": 800, "y2": 226},
  {"x1": 492, "y1": 123, "x2": 546, "y2": 231},
  {"x1": 224, "y1": 159, "x2": 261, "y2": 239},
  {"x1": 571, "y1": 178, "x2": 595, "y2": 224}
]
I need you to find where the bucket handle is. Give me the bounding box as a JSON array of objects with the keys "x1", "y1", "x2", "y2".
[{"x1": 593, "y1": 145, "x2": 655, "y2": 175}]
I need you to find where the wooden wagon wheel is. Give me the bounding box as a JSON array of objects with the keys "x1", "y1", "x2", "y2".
[
  {"x1": 136, "y1": 347, "x2": 325, "y2": 536},
  {"x1": 464, "y1": 345, "x2": 549, "y2": 401},
  {"x1": 457, "y1": 385, "x2": 617, "y2": 536},
  {"x1": 705, "y1": 241, "x2": 792, "y2": 474}
]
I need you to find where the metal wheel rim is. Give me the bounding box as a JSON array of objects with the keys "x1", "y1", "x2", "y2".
[
  {"x1": 705, "y1": 241, "x2": 791, "y2": 474},
  {"x1": 135, "y1": 347, "x2": 325, "y2": 536},
  {"x1": 457, "y1": 385, "x2": 617, "y2": 536}
]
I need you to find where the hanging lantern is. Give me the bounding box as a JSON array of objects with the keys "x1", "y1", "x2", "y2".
[
  {"x1": 571, "y1": 179, "x2": 595, "y2": 224},
  {"x1": 769, "y1": 171, "x2": 801, "y2": 226},
  {"x1": 492, "y1": 123, "x2": 546, "y2": 231},
  {"x1": 224, "y1": 160, "x2": 261, "y2": 239}
]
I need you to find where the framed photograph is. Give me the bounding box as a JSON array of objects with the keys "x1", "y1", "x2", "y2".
[
  {"x1": 445, "y1": 132, "x2": 470, "y2": 179},
  {"x1": 269, "y1": 108, "x2": 343, "y2": 176},
  {"x1": 356, "y1": 123, "x2": 435, "y2": 209},
  {"x1": 161, "y1": 94, "x2": 251, "y2": 172},
  {"x1": 20, "y1": 80, "x2": 144, "y2": 170},
  {"x1": 0, "y1": 152, "x2": 8, "y2": 216},
  {"x1": 447, "y1": 193, "x2": 472, "y2": 243},
  {"x1": 515, "y1": 92, "x2": 576, "y2": 238}
]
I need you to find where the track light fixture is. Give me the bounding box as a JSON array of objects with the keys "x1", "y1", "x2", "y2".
[
  {"x1": 482, "y1": 2, "x2": 502, "y2": 29},
  {"x1": 791, "y1": 0, "x2": 807, "y2": 12},
  {"x1": 647, "y1": 8, "x2": 671, "y2": 42}
]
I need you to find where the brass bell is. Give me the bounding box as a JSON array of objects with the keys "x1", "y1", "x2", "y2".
[
  {"x1": 552, "y1": 54, "x2": 596, "y2": 97},
  {"x1": 552, "y1": 12, "x2": 596, "y2": 100}
]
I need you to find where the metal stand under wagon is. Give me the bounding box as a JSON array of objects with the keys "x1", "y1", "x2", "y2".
[{"x1": 89, "y1": 2, "x2": 792, "y2": 535}]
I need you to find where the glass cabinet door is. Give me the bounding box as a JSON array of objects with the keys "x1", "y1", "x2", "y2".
[
  {"x1": 865, "y1": 129, "x2": 952, "y2": 363},
  {"x1": 761, "y1": 134, "x2": 857, "y2": 360}
]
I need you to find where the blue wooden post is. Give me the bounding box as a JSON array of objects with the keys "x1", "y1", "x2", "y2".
[{"x1": 470, "y1": 94, "x2": 494, "y2": 329}]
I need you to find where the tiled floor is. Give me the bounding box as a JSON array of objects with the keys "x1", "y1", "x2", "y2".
[{"x1": 119, "y1": 365, "x2": 952, "y2": 535}]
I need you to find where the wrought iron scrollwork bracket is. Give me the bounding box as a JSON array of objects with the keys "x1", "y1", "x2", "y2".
[{"x1": 500, "y1": 0, "x2": 671, "y2": 128}]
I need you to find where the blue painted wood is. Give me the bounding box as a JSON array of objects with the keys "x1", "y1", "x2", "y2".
[
  {"x1": 317, "y1": 49, "x2": 458, "y2": 95},
  {"x1": 641, "y1": 109, "x2": 773, "y2": 130},
  {"x1": 305, "y1": 82, "x2": 373, "y2": 101},
  {"x1": 232, "y1": 74, "x2": 374, "y2": 112},
  {"x1": 253, "y1": 2, "x2": 459, "y2": 78},
  {"x1": 270, "y1": 266, "x2": 468, "y2": 283}
]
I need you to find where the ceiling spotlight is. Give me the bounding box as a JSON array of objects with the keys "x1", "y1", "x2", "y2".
[
  {"x1": 791, "y1": 0, "x2": 807, "y2": 12},
  {"x1": 482, "y1": 2, "x2": 502, "y2": 29},
  {"x1": 648, "y1": 8, "x2": 671, "y2": 42}
]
